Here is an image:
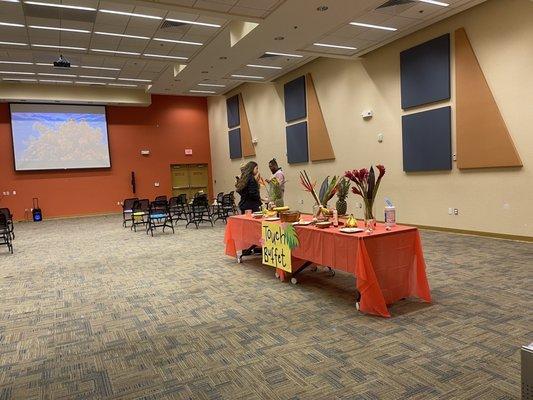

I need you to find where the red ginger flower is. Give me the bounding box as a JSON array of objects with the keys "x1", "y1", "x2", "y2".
[{"x1": 376, "y1": 164, "x2": 386, "y2": 179}]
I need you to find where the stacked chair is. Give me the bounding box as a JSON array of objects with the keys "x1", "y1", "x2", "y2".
[
  {"x1": 0, "y1": 208, "x2": 13, "y2": 254},
  {"x1": 0, "y1": 208, "x2": 14, "y2": 240}
]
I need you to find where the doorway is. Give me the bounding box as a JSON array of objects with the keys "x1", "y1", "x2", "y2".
[{"x1": 170, "y1": 164, "x2": 210, "y2": 200}]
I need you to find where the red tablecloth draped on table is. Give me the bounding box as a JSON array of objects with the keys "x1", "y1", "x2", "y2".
[{"x1": 224, "y1": 215, "x2": 431, "y2": 318}]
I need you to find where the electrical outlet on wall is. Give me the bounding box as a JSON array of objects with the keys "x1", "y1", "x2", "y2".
[
  {"x1": 300, "y1": 199, "x2": 304, "y2": 205},
  {"x1": 454, "y1": 208, "x2": 459, "y2": 215},
  {"x1": 448, "y1": 207, "x2": 453, "y2": 215}
]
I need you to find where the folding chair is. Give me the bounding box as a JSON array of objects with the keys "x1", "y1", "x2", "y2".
[
  {"x1": 0, "y1": 213, "x2": 13, "y2": 254},
  {"x1": 155, "y1": 195, "x2": 168, "y2": 202},
  {"x1": 146, "y1": 200, "x2": 174, "y2": 236},
  {"x1": 0, "y1": 208, "x2": 14, "y2": 240},
  {"x1": 186, "y1": 194, "x2": 213, "y2": 229},
  {"x1": 212, "y1": 192, "x2": 225, "y2": 222},
  {"x1": 122, "y1": 198, "x2": 138, "y2": 228},
  {"x1": 131, "y1": 199, "x2": 150, "y2": 232}
]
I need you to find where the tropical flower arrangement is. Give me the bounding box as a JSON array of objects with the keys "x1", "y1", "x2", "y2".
[
  {"x1": 344, "y1": 165, "x2": 386, "y2": 221},
  {"x1": 299, "y1": 170, "x2": 338, "y2": 218}
]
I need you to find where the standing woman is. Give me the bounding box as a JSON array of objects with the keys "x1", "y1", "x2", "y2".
[{"x1": 235, "y1": 161, "x2": 262, "y2": 213}]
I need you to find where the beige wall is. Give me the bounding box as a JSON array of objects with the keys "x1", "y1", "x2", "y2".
[{"x1": 208, "y1": 0, "x2": 533, "y2": 237}]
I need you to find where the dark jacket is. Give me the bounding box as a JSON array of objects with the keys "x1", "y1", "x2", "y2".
[{"x1": 237, "y1": 175, "x2": 261, "y2": 212}]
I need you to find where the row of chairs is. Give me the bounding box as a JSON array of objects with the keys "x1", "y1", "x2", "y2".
[
  {"x1": 122, "y1": 192, "x2": 237, "y2": 234},
  {"x1": 0, "y1": 208, "x2": 14, "y2": 254}
]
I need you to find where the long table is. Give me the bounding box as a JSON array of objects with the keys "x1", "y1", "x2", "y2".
[{"x1": 224, "y1": 214, "x2": 431, "y2": 318}]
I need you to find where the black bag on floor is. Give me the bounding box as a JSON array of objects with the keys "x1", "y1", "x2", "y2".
[{"x1": 32, "y1": 198, "x2": 42, "y2": 222}]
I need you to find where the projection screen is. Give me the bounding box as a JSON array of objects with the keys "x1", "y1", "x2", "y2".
[{"x1": 10, "y1": 103, "x2": 111, "y2": 171}]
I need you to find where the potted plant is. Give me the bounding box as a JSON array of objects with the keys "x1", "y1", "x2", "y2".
[{"x1": 335, "y1": 177, "x2": 350, "y2": 216}]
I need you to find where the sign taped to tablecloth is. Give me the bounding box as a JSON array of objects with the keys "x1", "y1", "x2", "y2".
[{"x1": 261, "y1": 221, "x2": 299, "y2": 272}]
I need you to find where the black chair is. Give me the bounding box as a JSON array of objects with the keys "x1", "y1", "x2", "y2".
[
  {"x1": 0, "y1": 208, "x2": 14, "y2": 240},
  {"x1": 155, "y1": 195, "x2": 168, "y2": 202},
  {"x1": 169, "y1": 196, "x2": 188, "y2": 224},
  {"x1": 122, "y1": 198, "x2": 138, "y2": 228},
  {"x1": 229, "y1": 191, "x2": 238, "y2": 214},
  {"x1": 186, "y1": 194, "x2": 213, "y2": 229},
  {"x1": 212, "y1": 192, "x2": 225, "y2": 222},
  {"x1": 131, "y1": 199, "x2": 150, "y2": 232},
  {"x1": 0, "y1": 213, "x2": 13, "y2": 254},
  {"x1": 146, "y1": 200, "x2": 174, "y2": 236}
]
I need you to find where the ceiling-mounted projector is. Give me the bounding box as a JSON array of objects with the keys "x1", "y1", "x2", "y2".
[{"x1": 53, "y1": 54, "x2": 71, "y2": 69}]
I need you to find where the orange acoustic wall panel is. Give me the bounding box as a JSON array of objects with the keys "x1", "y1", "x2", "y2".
[
  {"x1": 455, "y1": 28, "x2": 522, "y2": 169},
  {"x1": 306, "y1": 73, "x2": 335, "y2": 162},
  {"x1": 238, "y1": 93, "x2": 255, "y2": 158},
  {"x1": 0, "y1": 95, "x2": 212, "y2": 221}
]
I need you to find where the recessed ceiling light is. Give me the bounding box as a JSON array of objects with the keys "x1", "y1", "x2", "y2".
[
  {"x1": 190, "y1": 89, "x2": 216, "y2": 94},
  {"x1": 29, "y1": 25, "x2": 90, "y2": 33},
  {"x1": 317, "y1": 5, "x2": 328, "y2": 11},
  {"x1": 118, "y1": 78, "x2": 151, "y2": 82},
  {"x1": 143, "y1": 53, "x2": 187, "y2": 60},
  {"x1": 349, "y1": 22, "x2": 397, "y2": 31},
  {"x1": 33, "y1": 44, "x2": 87, "y2": 50},
  {"x1": 198, "y1": 83, "x2": 225, "y2": 87},
  {"x1": 99, "y1": 9, "x2": 162, "y2": 20},
  {"x1": 265, "y1": 51, "x2": 303, "y2": 58},
  {"x1": 0, "y1": 22, "x2": 25, "y2": 27},
  {"x1": 109, "y1": 83, "x2": 137, "y2": 87},
  {"x1": 91, "y1": 49, "x2": 141, "y2": 56},
  {"x1": 75, "y1": 81, "x2": 107, "y2": 85},
  {"x1": 39, "y1": 79, "x2": 72, "y2": 83},
  {"x1": 94, "y1": 31, "x2": 150, "y2": 40},
  {"x1": 231, "y1": 74, "x2": 264, "y2": 79},
  {"x1": 246, "y1": 64, "x2": 282, "y2": 70},
  {"x1": 274, "y1": 36, "x2": 284, "y2": 41},
  {"x1": 0, "y1": 41, "x2": 27, "y2": 46},
  {"x1": 313, "y1": 42, "x2": 357, "y2": 50},
  {"x1": 24, "y1": 1, "x2": 96, "y2": 11},
  {"x1": 165, "y1": 18, "x2": 221, "y2": 28},
  {"x1": 38, "y1": 73, "x2": 76, "y2": 77},
  {"x1": 2, "y1": 78, "x2": 37, "y2": 82},
  {"x1": 0, "y1": 71, "x2": 35, "y2": 75},
  {"x1": 81, "y1": 65, "x2": 120, "y2": 71},
  {"x1": 153, "y1": 38, "x2": 202, "y2": 46},
  {"x1": 0, "y1": 60, "x2": 33, "y2": 65},
  {"x1": 78, "y1": 75, "x2": 115, "y2": 80},
  {"x1": 418, "y1": 0, "x2": 449, "y2": 6}
]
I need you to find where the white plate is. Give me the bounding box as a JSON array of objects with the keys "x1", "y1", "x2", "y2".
[
  {"x1": 292, "y1": 221, "x2": 312, "y2": 226},
  {"x1": 339, "y1": 227, "x2": 364, "y2": 234},
  {"x1": 264, "y1": 217, "x2": 280, "y2": 221}
]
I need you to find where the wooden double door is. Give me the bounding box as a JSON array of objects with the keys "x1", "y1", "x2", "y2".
[{"x1": 171, "y1": 164, "x2": 209, "y2": 200}]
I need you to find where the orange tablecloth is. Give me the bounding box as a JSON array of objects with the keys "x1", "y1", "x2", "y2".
[{"x1": 224, "y1": 215, "x2": 431, "y2": 318}]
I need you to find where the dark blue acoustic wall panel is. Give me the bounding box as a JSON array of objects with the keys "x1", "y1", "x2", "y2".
[
  {"x1": 228, "y1": 128, "x2": 242, "y2": 159},
  {"x1": 286, "y1": 122, "x2": 309, "y2": 164},
  {"x1": 400, "y1": 34, "x2": 450, "y2": 109},
  {"x1": 284, "y1": 76, "x2": 307, "y2": 123},
  {"x1": 226, "y1": 95, "x2": 240, "y2": 128},
  {"x1": 402, "y1": 106, "x2": 452, "y2": 172}
]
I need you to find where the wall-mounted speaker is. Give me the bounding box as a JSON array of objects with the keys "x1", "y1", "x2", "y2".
[{"x1": 131, "y1": 171, "x2": 136, "y2": 194}]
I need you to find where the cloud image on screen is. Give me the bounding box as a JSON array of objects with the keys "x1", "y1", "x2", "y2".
[{"x1": 10, "y1": 104, "x2": 111, "y2": 171}]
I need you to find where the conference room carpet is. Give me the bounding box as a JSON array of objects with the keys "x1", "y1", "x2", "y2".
[{"x1": 0, "y1": 215, "x2": 530, "y2": 399}]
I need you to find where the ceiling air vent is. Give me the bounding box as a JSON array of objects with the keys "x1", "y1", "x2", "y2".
[
  {"x1": 377, "y1": 0, "x2": 415, "y2": 9},
  {"x1": 23, "y1": 3, "x2": 96, "y2": 22},
  {"x1": 259, "y1": 53, "x2": 280, "y2": 59},
  {"x1": 160, "y1": 20, "x2": 188, "y2": 29}
]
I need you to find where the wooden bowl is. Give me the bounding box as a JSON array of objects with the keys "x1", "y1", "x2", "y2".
[{"x1": 280, "y1": 211, "x2": 300, "y2": 223}]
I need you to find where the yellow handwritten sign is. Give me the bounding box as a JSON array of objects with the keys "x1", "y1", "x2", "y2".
[{"x1": 261, "y1": 221, "x2": 292, "y2": 272}]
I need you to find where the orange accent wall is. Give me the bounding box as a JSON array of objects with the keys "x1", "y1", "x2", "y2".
[{"x1": 0, "y1": 95, "x2": 212, "y2": 221}]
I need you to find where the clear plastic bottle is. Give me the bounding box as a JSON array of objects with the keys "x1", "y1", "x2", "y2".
[
  {"x1": 385, "y1": 206, "x2": 396, "y2": 228},
  {"x1": 332, "y1": 209, "x2": 338, "y2": 227}
]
